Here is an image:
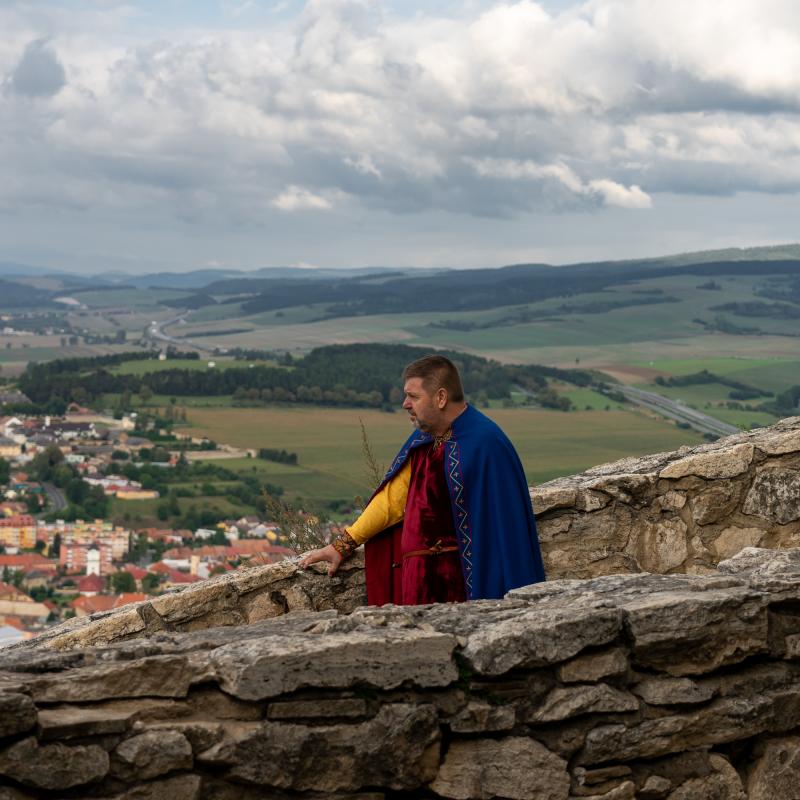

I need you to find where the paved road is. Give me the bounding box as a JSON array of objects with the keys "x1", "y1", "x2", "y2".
[
  {"x1": 42, "y1": 482, "x2": 67, "y2": 513},
  {"x1": 146, "y1": 316, "x2": 216, "y2": 354},
  {"x1": 620, "y1": 386, "x2": 740, "y2": 438}
]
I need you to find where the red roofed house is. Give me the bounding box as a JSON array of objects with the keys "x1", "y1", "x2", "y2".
[
  {"x1": 0, "y1": 582, "x2": 51, "y2": 625},
  {"x1": 76, "y1": 574, "x2": 106, "y2": 596},
  {"x1": 0, "y1": 553, "x2": 58, "y2": 575}
]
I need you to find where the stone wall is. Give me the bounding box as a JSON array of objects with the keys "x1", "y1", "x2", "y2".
[
  {"x1": 12, "y1": 416, "x2": 800, "y2": 655},
  {"x1": 533, "y1": 415, "x2": 800, "y2": 579},
  {"x1": 3, "y1": 547, "x2": 800, "y2": 798}
]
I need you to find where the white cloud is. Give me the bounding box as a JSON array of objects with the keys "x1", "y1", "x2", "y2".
[
  {"x1": 0, "y1": 0, "x2": 799, "y2": 266},
  {"x1": 271, "y1": 185, "x2": 336, "y2": 211}
]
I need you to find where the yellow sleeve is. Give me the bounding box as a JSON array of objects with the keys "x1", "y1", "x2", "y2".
[{"x1": 346, "y1": 461, "x2": 411, "y2": 545}]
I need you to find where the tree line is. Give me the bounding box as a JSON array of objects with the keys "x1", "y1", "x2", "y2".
[{"x1": 19, "y1": 343, "x2": 594, "y2": 410}]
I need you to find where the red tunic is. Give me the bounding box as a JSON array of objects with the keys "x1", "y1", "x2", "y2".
[{"x1": 399, "y1": 442, "x2": 466, "y2": 605}]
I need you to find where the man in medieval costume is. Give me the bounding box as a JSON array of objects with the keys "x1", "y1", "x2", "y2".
[{"x1": 299, "y1": 354, "x2": 545, "y2": 603}]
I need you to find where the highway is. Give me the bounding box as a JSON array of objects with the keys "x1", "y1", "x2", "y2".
[
  {"x1": 146, "y1": 316, "x2": 216, "y2": 354},
  {"x1": 619, "y1": 386, "x2": 740, "y2": 438}
]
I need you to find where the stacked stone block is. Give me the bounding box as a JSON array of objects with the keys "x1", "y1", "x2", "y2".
[{"x1": 2, "y1": 548, "x2": 800, "y2": 798}]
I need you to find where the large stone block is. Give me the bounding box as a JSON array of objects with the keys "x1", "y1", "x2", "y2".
[
  {"x1": 430, "y1": 737, "x2": 570, "y2": 800},
  {"x1": 746, "y1": 736, "x2": 800, "y2": 800},
  {"x1": 621, "y1": 585, "x2": 767, "y2": 675},
  {"x1": 112, "y1": 730, "x2": 193, "y2": 781},
  {"x1": 667, "y1": 754, "x2": 745, "y2": 800},
  {"x1": 632, "y1": 676, "x2": 715, "y2": 706},
  {"x1": 28, "y1": 654, "x2": 201, "y2": 702},
  {"x1": 690, "y1": 482, "x2": 742, "y2": 525},
  {"x1": 580, "y1": 694, "x2": 773, "y2": 764},
  {"x1": 0, "y1": 736, "x2": 109, "y2": 790},
  {"x1": 529, "y1": 684, "x2": 639, "y2": 723},
  {"x1": 0, "y1": 692, "x2": 36, "y2": 738},
  {"x1": 210, "y1": 626, "x2": 457, "y2": 700},
  {"x1": 557, "y1": 648, "x2": 628, "y2": 684},
  {"x1": 44, "y1": 607, "x2": 147, "y2": 650},
  {"x1": 711, "y1": 526, "x2": 764, "y2": 560},
  {"x1": 459, "y1": 603, "x2": 622, "y2": 675},
  {"x1": 743, "y1": 468, "x2": 800, "y2": 524},
  {"x1": 202, "y1": 704, "x2": 440, "y2": 792},
  {"x1": 659, "y1": 443, "x2": 753, "y2": 480},
  {"x1": 630, "y1": 518, "x2": 689, "y2": 573}
]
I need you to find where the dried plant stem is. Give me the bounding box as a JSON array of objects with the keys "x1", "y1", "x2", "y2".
[
  {"x1": 261, "y1": 492, "x2": 329, "y2": 555},
  {"x1": 359, "y1": 416, "x2": 386, "y2": 491}
]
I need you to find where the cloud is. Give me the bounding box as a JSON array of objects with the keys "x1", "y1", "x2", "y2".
[
  {"x1": 10, "y1": 38, "x2": 66, "y2": 97},
  {"x1": 0, "y1": 0, "x2": 798, "y2": 240},
  {"x1": 271, "y1": 185, "x2": 336, "y2": 211}
]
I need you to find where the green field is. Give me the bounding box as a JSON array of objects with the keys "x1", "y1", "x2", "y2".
[{"x1": 183, "y1": 405, "x2": 704, "y2": 502}]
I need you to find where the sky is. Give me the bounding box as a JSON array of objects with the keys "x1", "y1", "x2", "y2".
[{"x1": 1, "y1": 0, "x2": 800, "y2": 274}]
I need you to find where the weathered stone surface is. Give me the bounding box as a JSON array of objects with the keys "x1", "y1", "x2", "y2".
[
  {"x1": 538, "y1": 506, "x2": 638, "y2": 580},
  {"x1": 718, "y1": 547, "x2": 800, "y2": 597},
  {"x1": 211, "y1": 627, "x2": 457, "y2": 700},
  {"x1": 448, "y1": 700, "x2": 516, "y2": 733},
  {"x1": 580, "y1": 692, "x2": 779, "y2": 764},
  {"x1": 659, "y1": 443, "x2": 753, "y2": 480},
  {"x1": 38, "y1": 704, "x2": 133, "y2": 739},
  {"x1": 746, "y1": 735, "x2": 800, "y2": 800},
  {"x1": 533, "y1": 487, "x2": 578, "y2": 515},
  {"x1": 638, "y1": 774, "x2": 673, "y2": 797},
  {"x1": 573, "y1": 781, "x2": 635, "y2": 800},
  {"x1": 431, "y1": 737, "x2": 570, "y2": 800},
  {"x1": 756, "y1": 428, "x2": 800, "y2": 455},
  {"x1": 690, "y1": 482, "x2": 741, "y2": 525},
  {"x1": 558, "y1": 648, "x2": 628, "y2": 684},
  {"x1": 621, "y1": 584, "x2": 767, "y2": 675},
  {"x1": 0, "y1": 692, "x2": 36, "y2": 738},
  {"x1": 267, "y1": 698, "x2": 368, "y2": 720},
  {"x1": 44, "y1": 606, "x2": 147, "y2": 650},
  {"x1": 141, "y1": 720, "x2": 224, "y2": 753},
  {"x1": 186, "y1": 688, "x2": 262, "y2": 720},
  {"x1": 28, "y1": 654, "x2": 201, "y2": 702},
  {"x1": 632, "y1": 676, "x2": 715, "y2": 706},
  {"x1": 112, "y1": 730, "x2": 193, "y2": 780},
  {"x1": 711, "y1": 526, "x2": 764, "y2": 560},
  {"x1": 531, "y1": 684, "x2": 639, "y2": 722},
  {"x1": 658, "y1": 490, "x2": 686, "y2": 511},
  {"x1": 0, "y1": 736, "x2": 109, "y2": 789},
  {"x1": 203, "y1": 704, "x2": 440, "y2": 791},
  {"x1": 667, "y1": 754, "x2": 744, "y2": 800},
  {"x1": 458, "y1": 604, "x2": 622, "y2": 675},
  {"x1": 115, "y1": 774, "x2": 202, "y2": 800},
  {"x1": 743, "y1": 467, "x2": 800, "y2": 524},
  {"x1": 150, "y1": 580, "x2": 242, "y2": 625},
  {"x1": 631, "y1": 518, "x2": 689, "y2": 573}
]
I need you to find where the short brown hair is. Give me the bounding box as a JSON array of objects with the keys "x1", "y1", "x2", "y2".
[{"x1": 402, "y1": 354, "x2": 464, "y2": 402}]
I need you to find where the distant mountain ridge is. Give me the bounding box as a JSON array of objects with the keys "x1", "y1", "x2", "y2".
[{"x1": 1, "y1": 246, "x2": 799, "y2": 315}]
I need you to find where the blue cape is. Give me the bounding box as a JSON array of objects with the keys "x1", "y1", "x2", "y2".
[{"x1": 379, "y1": 404, "x2": 546, "y2": 600}]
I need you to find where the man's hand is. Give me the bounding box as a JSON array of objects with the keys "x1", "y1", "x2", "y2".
[{"x1": 298, "y1": 544, "x2": 343, "y2": 576}]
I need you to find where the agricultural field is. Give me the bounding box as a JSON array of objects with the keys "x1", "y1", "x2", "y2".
[{"x1": 183, "y1": 405, "x2": 705, "y2": 504}]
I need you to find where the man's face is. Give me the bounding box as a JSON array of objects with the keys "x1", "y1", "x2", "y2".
[{"x1": 402, "y1": 377, "x2": 445, "y2": 432}]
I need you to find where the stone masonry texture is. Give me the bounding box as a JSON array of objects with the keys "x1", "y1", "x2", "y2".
[{"x1": 1, "y1": 417, "x2": 800, "y2": 797}]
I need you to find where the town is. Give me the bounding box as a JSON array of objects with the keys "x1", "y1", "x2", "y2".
[{"x1": 0, "y1": 401, "x2": 306, "y2": 647}]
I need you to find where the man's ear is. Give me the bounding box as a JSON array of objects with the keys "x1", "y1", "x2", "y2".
[{"x1": 436, "y1": 388, "x2": 448, "y2": 409}]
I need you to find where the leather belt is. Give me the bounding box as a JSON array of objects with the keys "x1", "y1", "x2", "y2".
[{"x1": 392, "y1": 539, "x2": 460, "y2": 568}]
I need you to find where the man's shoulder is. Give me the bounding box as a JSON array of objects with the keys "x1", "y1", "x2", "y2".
[{"x1": 456, "y1": 406, "x2": 512, "y2": 447}]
